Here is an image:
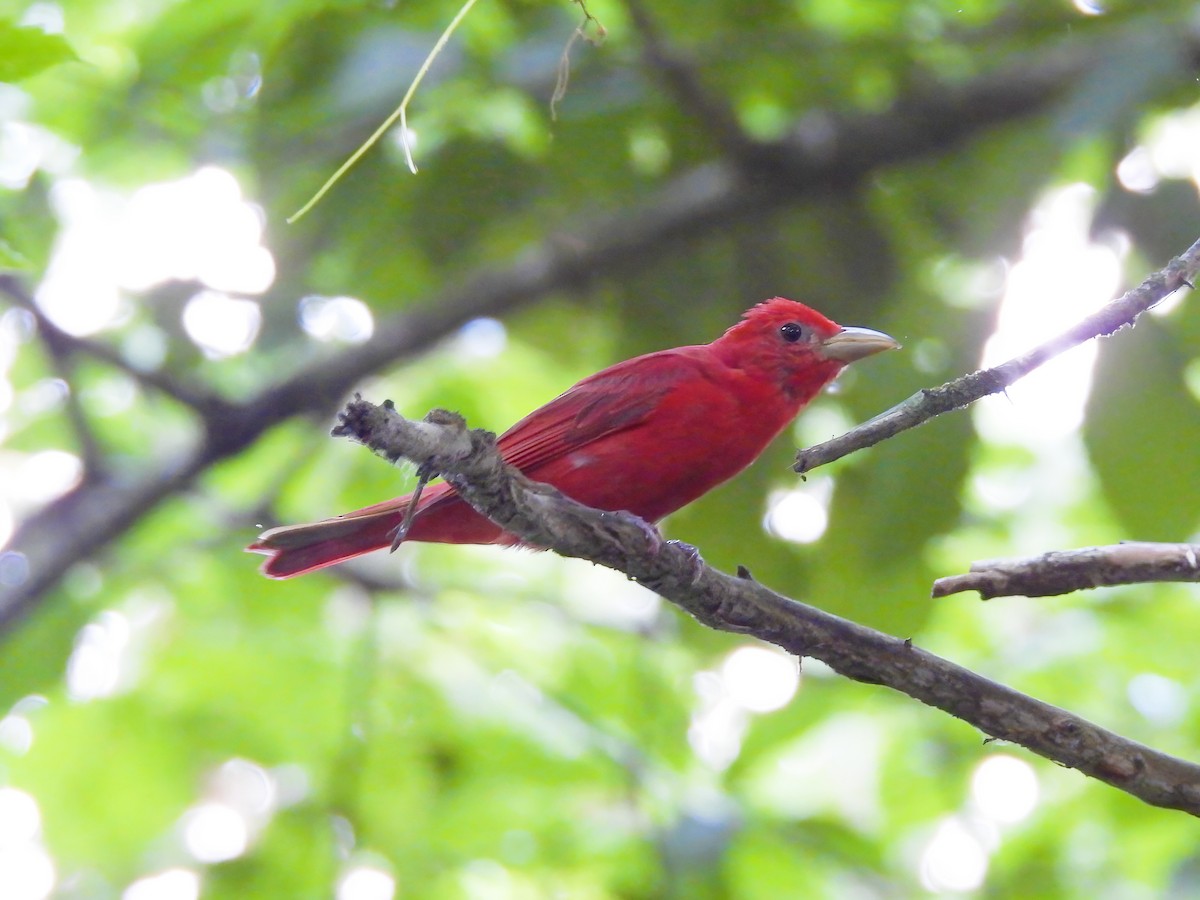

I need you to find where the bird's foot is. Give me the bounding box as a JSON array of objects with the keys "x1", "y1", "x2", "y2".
[
  {"x1": 666, "y1": 539, "x2": 706, "y2": 586},
  {"x1": 621, "y1": 514, "x2": 664, "y2": 555},
  {"x1": 388, "y1": 464, "x2": 435, "y2": 551}
]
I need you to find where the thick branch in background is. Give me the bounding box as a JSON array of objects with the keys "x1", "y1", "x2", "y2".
[
  {"x1": 331, "y1": 396, "x2": 1200, "y2": 816},
  {"x1": 0, "y1": 41, "x2": 1111, "y2": 632},
  {"x1": 795, "y1": 236, "x2": 1200, "y2": 474},
  {"x1": 933, "y1": 542, "x2": 1200, "y2": 600},
  {"x1": 620, "y1": 0, "x2": 757, "y2": 162}
]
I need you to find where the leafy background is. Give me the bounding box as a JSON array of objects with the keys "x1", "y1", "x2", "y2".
[{"x1": 2, "y1": 0, "x2": 1200, "y2": 897}]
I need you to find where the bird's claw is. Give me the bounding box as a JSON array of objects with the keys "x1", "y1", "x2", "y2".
[
  {"x1": 666, "y1": 539, "x2": 705, "y2": 586},
  {"x1": 622, "y1": 514, "x2": 664, "y2": 555}
]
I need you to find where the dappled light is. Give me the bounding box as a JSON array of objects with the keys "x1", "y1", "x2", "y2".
[
  {"x1": 122, "y1": 868, "x2": 201, "y2": 900},
  {"x1": 337, "y1": 865, "x2": 396, "y2": 900},
  {"x1": 9, "y1": 451, "x2": 81, "y2": 508},
  {"x1": 454, "y1": 317, "x2": 508, "y2": 359},
  {"x1": 182, "y1": 291, "x2": 262, "y2": 358},
  {"x1": 1128, "y1": 673, "x2": 1188, "y2": 727},
  {"x1": 763, "y1": 481, "x2": 831, "y2": 544},
  {"x1": 117, "y1": 168, "x2": 273, "y2": 294},
  {"x1": 971, "y1": 755, "x2": 1040, "y2": 825},
  {"x1": 688, "y1": 669, "x2": 747, "y2": 770},
  {"x1": 65, "y1": 610, "x2": 129, "y2": 701},
  {"x1": 976, "y1": 185, "x2": 1124, "y2": 445},
  {"x1": 1118, "y1": 103, "x2": 1200, "y2": 194},
  {"x1": 0, "y1": 696, "x2": 43, "y2": 757},
  {"x1": 0, "y1": 787, "x2": 53, "y2": 900},
  {"x1": 182, "y1": 802, "x2": 249, "y2": 864},
  {"x1": 0, "y1": 787, "x2": 40, "y2": 851},
  {"x1": 689, "y1": 645, "x2": 801, "y2": 768},
  {"x1": 918, "y1": 816, "x2": 990, "y2": 893},
  {"x1": 299, "y1": 295, "x2": 375, "y2": 344},
  {"x1": 0, "y1": 843, "x2": 54, "y2": 900},
  {"x1": 0, "y1": 710, "x2": 33, "y2": 756},
  {"x1": 34, "y1": 167, "x2": 274, "y2": 338},
  {"x1": 720, "y1": 645, "x2": 799, "y2": 713}
]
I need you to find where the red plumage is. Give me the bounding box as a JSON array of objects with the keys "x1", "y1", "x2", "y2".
[{"x1": 248, "y1": 298, "x2": 897, "y2": 578}]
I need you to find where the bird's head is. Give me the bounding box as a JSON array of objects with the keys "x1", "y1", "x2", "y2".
[{"x1": 715, "y1": 297, "x2": 899, "y2": 402}]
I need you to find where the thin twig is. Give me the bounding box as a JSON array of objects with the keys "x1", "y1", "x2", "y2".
[
  {"x1": 52, "y1": 365, "x2": 104, "y2": 474},
  {"x1": 795, "y1": 236, "x2": 1200, "y2": 474},
  {"x1": 933, "y1": 542, "x2": 1200, "y2": 600},
  {"x1": 32, "y1": 325, "x2": 106, "y2": 476},
  {"x1": 551, "y1": 0, "x2": 606, "y2": 120},
  {"x1": 287, "y1": 0, "x2": 481, "y2": 222}
]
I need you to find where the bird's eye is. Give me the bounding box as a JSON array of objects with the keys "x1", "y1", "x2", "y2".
[{"x1": 780, "y1": 322, "x2": 807, "y2": 343}]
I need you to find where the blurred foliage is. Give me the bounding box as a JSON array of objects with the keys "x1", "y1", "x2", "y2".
[
  {"x1": 0, "y1": 20, "x2": 75, "y2": 83},
  {"x1": 3, "y1": 0, "x2": 1200, "y2": 897}
]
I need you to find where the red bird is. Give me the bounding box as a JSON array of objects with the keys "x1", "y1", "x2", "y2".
[{"x1": 250, "y1": 298, "x2": 897, "y2": 578}]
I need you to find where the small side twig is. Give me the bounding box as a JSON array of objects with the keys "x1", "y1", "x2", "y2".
[
  {"x1": 551, "y1": 0, "x2": 606, "y2": 120},
  {"x1": 795, "y1": 235, "x2": 1200, "y2": 474},
  {"x1": 0, "y1": 274, "x2": 222, "y2": 413},
  {"x1": 933, "y1": 542, "x2": 1200, "y2": 600},
  {"x1": 331, "y1": 393, "x2": 1200, "y2": 817},
  {"x1": 34, "y1": 327, "x2": 105, "y2": 476}
]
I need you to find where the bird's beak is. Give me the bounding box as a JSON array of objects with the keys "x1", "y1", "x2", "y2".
[{"x1": 820, "y1": 326, "x2": 900, "y2": 362}]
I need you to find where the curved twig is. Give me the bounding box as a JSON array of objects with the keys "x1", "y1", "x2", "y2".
[{"x1": 795, "y1": 236, "x2": 1200, "y2": 474}]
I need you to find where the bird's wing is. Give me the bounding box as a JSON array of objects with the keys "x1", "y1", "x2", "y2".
[{"x1": 497, "y1": 348, "x2": 704, "y2": 475}]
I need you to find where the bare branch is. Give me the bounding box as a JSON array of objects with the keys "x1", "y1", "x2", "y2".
[
  {"x1": 796, "y1": 236, "x2": 1200, "y2": 474},
  {"x1": 933, "y1": 542, "x2": 1200, "y2": 600},
  {"x1": 332, "y1": 395, "x2": 1200, "y2": 817}
]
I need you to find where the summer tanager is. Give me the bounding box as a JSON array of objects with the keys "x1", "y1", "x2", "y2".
[{"x1": 249, "y1": 298, "x2": 897, "y2": 578}]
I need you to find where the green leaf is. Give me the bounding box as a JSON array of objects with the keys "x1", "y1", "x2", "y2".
[
  {"x1": 0, "y1": 237, "x2": 31, "y2": 270},
  {"x1": 0, "y1": 21, "x2": 77, "y2": 82},
  {"x1": 1085, "y1": 315, "x2": 1200, "y2": 539}
]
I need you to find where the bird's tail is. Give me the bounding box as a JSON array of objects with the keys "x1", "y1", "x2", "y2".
[
  {"x1": 247, "y1": 481, "x2": 510, "y2": 578},
  {"x1": 247, "y1": 505, "x2": 405, "y2": 579}
]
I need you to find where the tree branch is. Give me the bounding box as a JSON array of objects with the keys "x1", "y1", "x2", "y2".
[
  {"x1": 331, "y1": 395, "x2": 1200, "y2": 816},
  {"x1": 932, "y1": 542, "x2": 1200, "y2": 600},
  {"x1": 795, "y1": 235, "x2": 1200, "y2": 474}
]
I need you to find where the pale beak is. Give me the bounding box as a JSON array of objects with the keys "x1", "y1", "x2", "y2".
[{"x1": 820, "y1": 325, "x2": 900, "y2": 362}]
